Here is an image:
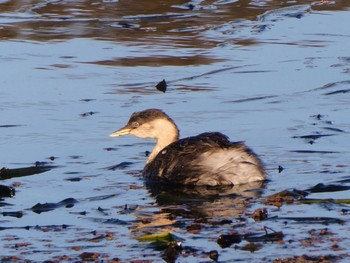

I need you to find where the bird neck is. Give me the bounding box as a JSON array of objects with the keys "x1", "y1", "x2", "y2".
[{"x1": 146, "y1": 120, "x2": 179, "y2": 164}]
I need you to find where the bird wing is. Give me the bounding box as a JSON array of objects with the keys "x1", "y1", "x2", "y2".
[{"x1": 143, "y1": 132, "x2": 241, "y2": 184}]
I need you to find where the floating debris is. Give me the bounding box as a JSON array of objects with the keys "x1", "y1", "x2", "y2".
[
  {"x1": 306, "y1": 183, "x2": 350, "y2": 193},
  {"x1": 217, "y1": 233, "x2": 242, "y2": 248},
  {"x1": 324, "y1": 88, "x2": 350, "y2": 96},
  {"x1": 47, "y1": 156, "x2": 57, "y2": 161},
  {"x1": 239, "y1": 242, "x2": 262, "y2": 252},
  {"x1": 0, "y1": 164, "x2": 55, "y2": 180},
  {"x1": 252, "y1": 208, "x2": 268, "y2": 221},
  {"x1": 97, "y1": 206, "x2": 109, "y2": 215},
  {"x1": 104, "y1": 161, "x2": 134, "y2": 170},
  {"x1": 271, "y1": 216, "x2": 345, "y2": 225},
  {"x1": 31, "y1": 198, "x2": 78, "y2": 214},
  {"x1": 88, "y1": 232, "x2": 115, "y2": 242},
  {"x1": 292, "y1": 134, "x2": 335, "y2": 140},
  {"x1": 2, "y1": 211, "x2": 23, "y2": 218},
  {"x1": 186, "y1": 223, "x2": 202, "y2": 234},
  {"x1": 80, "y1": 99, "x2": 96, "y2": 102},
  {"x1": 65, "y1": 177, "x2": 82, "y2": 182},
  {"x1": 227, "y1": 95, "x2": 277, "y2": 103},
  {"x1": 103, "y1": 218, "x2": 130, "y2": 225},
  {"x1": 137, "y1": 232, "x2": 182, "y2": 244},
  {"x1": 187, "y1": 4, "x2": 195, "y2": 10},
  {"x1": 69, "y1": 155, "x2": 82, "y2": 159},
  {"x1": 137, "y1": 232, "x2": 183, "y2": 261},
  {"x1": 82, "y1": 193, "x2": 119, "y2": 202},
  {"x1": 0, "y1": 185, "x2": 15, "y2": 198},
  {"x1": 80, "y1": 252, "x2": 100, "y2": 261},
  {"x1": 0, "y1": 224, "x2": 70, "y2": 231},
  {"x1": 322, "y1": 127, "x2": 347, "y2": 133},
  {"x1": 0, "y1": 201, "x2": 13, "y2": 207},
  {"x1": 104, "y1": 147, "x2": 118, "y2": 151},
  {"x1": 310, "y1": 114, "x2": 325, "y2": 120},
  {"x1": 162, "y1": 242, "x2": 182, "y2": 263},
  {"x1": 300, "y1": 199, "x2": 350, "y2": 206},
  {"x1": 0, "y1": 124, "x2": 22, "y2": 128},
  {"x1": 263, "y1": 189, "x2": 308, "y2": 207},
  {"x1": 278, "y1": 165, "x2": 284, "y2": 173},
  {"x1": 273, "y1": 254, "x2": 345, "y2": 263},
  {"x1": 80, "y1": 111, "x2": 98, "y2": 117},
  {"x1": 113, "y1": 21, "x2": 140, "y2": 29},
  {"x1": 218, "y1": 227, "x2": 283, "y2": 249},
  {"x1": 209, "y1": 250, "x2": 219, "y2": 261},
  {"x1": 245, "y1": 227, "x2": 284, "y2": 243},
  {"x1": 257, "y1": 4, "x2": 311, "y2": 22},
  {"x1": 290, "y1": 150, "x2": 339, "y2": 154},
  {"x1": 156, "y1": 79, "x2": 167, "y2": 93}
]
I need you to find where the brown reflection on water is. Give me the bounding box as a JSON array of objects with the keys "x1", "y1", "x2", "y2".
[
  {"x1": 130, "y1": 181, "x2": 264, "y2": 233},
  {"x1": 1, "y1": 0, "x2": 350, "y2": 45},
  {"x1": 84, "y1": 54, "x2": 225, "y2": 67}
]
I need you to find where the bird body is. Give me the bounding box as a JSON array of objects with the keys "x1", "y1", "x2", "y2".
[{"x1": 111, "y1": 109, "x2": 265, "y2": 186}]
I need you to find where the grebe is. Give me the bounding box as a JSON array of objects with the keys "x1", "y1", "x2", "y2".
[{"x1": 110, "y1": 109, "x2": 266, "y2": 186}]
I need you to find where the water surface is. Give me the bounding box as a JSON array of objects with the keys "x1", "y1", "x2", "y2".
[{"x1": 1, "y1": 0, "x2": 350, "y2": 262}]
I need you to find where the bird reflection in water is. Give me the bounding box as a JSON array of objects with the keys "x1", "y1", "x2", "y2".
[{"x1": 130, "y1": 181, "x2": 265, "y2": 233}]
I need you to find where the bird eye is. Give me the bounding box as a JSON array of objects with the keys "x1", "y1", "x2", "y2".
[{"x1": 131, "y1": 122, "x2": 139, "y2": 128}]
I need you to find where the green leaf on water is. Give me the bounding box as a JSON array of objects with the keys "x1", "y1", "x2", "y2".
[{"x1": 137, "y1": 232, "x2": 184, "y2": 251}]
